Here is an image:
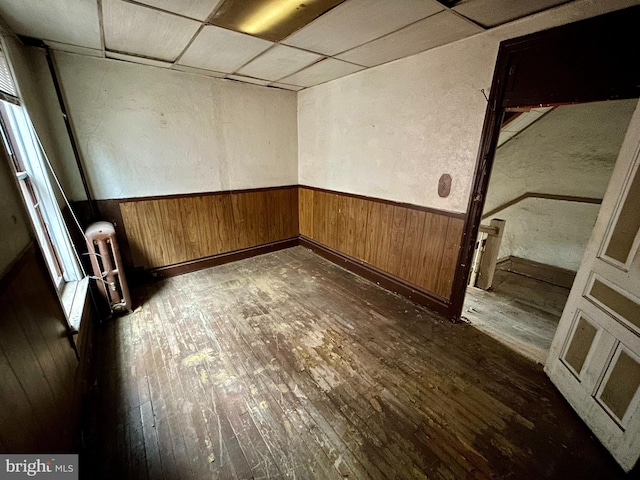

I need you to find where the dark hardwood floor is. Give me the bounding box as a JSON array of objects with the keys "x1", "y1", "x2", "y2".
[{"x1": 84, "y1": 246, "x2": 624, "y2": 479}]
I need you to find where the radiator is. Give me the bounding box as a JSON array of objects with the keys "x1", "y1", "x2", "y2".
[{"x1": 85, "y1": 221, "x2": 132, "y2": 313}]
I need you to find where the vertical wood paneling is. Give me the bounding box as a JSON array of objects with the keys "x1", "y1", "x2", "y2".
[
  {"x1": 336, "y1": 195, "x2": 353, "y2": 255},
  {"x1": 416, "y1": 213, "x2": 450, "y2": 294},
  {"x1": 345, "y1": 196, "x2": 360, "y2": 258},
  {"x1": 385, "y1": 206, "x2": 408, "y2": 276},
  {"x1": 286, "y1": 187, "x2": 300, "y2": 238},
  {"x1": 299, "y1": 187, "x2": 314, "y2": 238},
  {"x1": 119, "y1": 202, "x2": 149, "y2": 268},
  {"x1": 436, "y1": 218, "x2": 464, "y2": 298},
  {"x1": 362, "y1": 200, "x2": 380, "y2": 265},
  {"x1": 298, "y1": 187, "x2": 464, "y2": 301},
  {"x1": 197, "y1": 194, "x2": 231, "y2": 256},
  {"x1": 325, "y1": 192, "x2": 339, "y2": 251},
  {"x1": 157, "y1": 199, "x2": 189, "y2": 266},
  {"x1": 353, "y1": 197, "x2": 369, "y2": 262},
  {"x1": 313, "y1": 190, "x2": 329, "y2": 246},
  {"x1": 120, "y1": 187, "x2": 299, "y2": 270},
  {"x1": 179, "y1": 197, "x2": 204, "y2": 261},
  {"x1": 244, "y1": 191, "x2": 269, "y2": 246},
  {"x1": 319, "y1": 190, "x2": 331, "y2": 247},
  {"x1": 402, "y1": 210, "x2": 427, "y2": 285},
  {"x1": 266, "y1": 189, "x2": 287, "y2": 243},
  {"x1": 211, "y1": 194, "x2": 235, "y2": 254},
  {"x1": 369, "y1": 202, "x2": 393, "y2": 269},
  {"x1": 120, "y1": 186, "x2": 462, "y2": 301},
  {"x1": 0, "y1": 246, "x2": 79, "y2": 453},
  {"x1": 0, "y1": 334, "x2": 41, "y2": 452},
  {"x1": 231, "y1": 192, "x2": 251, "y2": 250}
]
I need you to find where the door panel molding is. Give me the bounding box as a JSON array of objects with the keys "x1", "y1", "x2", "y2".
[
  {"x1": 595, "y1": 344, "x2": 640, "y2": 428},
  {"x1": 545, "y1": 99, "x2": 640, "y2": 471},
  {"x1": 585, "y1": 274, "x2": 640, "y2": 335},
  {"x1": 599, "y1": 143, "x2": 640, "y2": 271}
]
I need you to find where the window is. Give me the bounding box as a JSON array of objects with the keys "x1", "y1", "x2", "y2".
[{"x1": 0, "y1": 43, "x2": 81, "y2": 292}]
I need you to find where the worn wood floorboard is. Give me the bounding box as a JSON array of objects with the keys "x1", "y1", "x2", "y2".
[{"x1": 85, "y1": 246, "x2": 623, "y2": 479}]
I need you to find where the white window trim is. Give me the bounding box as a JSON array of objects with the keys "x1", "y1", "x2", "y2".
[{"x1": 0, "y1": 38, "x2": 82, "y2": 293}]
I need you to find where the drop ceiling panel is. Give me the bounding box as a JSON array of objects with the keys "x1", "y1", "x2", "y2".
[
  {"x1": 103, "y1": 0, "x2": 201, "y2": 61},
  {"x1": 237, "y1": 45, "x2": 323, "y2": 81},
  {"x1": 282, "y1": 0, "x2": 444, "y2": 56},
  {"x1": 452, "y1": 0, "x2": 571, "y2": 28},
  {"x1": 337, "y1": 11, "x2": 483, "y2": 67},
  {"x1": 210, "y1": 0, "x2": 346, "y2": 42},
  {"x1": 178, "y1": 25, "x2": 273, "y2": 73},
  {"x1": 134, "y1": 0, "x2": 225, "y2": 21},
  {"x1": 0, "y1": 0, "x2": 101, "y2": 49},
  {"x1": 279, "y1": 58, "x2": 364, "y2": 87}
]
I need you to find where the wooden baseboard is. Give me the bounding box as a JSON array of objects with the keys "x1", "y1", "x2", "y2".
[
  {"x1": 141, "y1": 238, "x2": 299, "y2": 282},
  {"x1": 298, "y1": 236, "x2": 451, "y2": 318},
  {"x1": 497, "y1": 255, "x2": 576, "y2": 289}
]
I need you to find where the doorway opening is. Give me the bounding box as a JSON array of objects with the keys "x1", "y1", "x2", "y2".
[{"x1": 461, "y1": 98, "x2": 639, "y2": 364}]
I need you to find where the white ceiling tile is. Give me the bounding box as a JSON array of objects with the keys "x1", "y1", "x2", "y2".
[
  {"x1": 134, "y1": 0, "x2": 225, "y2": 21},
  {"x1": 337, "y1": 11, "x2": 483, "y2": 67},
  {"x1": 177, "y1": 25, "x2": 273, "y2": 73},
  {"x1": 282, "y1": 0, "x2": 444, "y2": 56},
  {"x1": 237, "y1": 45, "x2": 323, "y2": 81},
  {"x1": 0, "y1": 0, "x2": 101, "y2": 49},
  {"x1": 226, "y1": 75, "x2": 272, "y2": 86},
  {"x1": 171, "y1": 64, "x2": 226, "y2": 78},
  {"x1": 103, "y1": 0, "x2": 201, "y2": 61},
  {"x1": 453, "y1": 0, "x2": 569, "y2": 28},
  {"x1": 278, "y1": 58, "x2": 364, "y2": 88},
  {"x1": 106, "y1": 51, "x2": 173, "y2": 68},
  {"x1": 270, "y1": 83, "x2": 304, "y2": 92}
]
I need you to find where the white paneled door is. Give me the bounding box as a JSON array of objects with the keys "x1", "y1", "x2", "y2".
[{"x1": 546, "y1": 100, "x2": 640, "y2": 472}]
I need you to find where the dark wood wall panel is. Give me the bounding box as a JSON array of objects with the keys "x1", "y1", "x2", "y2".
[
  {"x1": 0, "y1": 245, "x2": 80, "y2": 453},
  {"x1": 120, "y1": 186, "x2": 299, "y2": 270},
  {"x1": 298, "y1": 186, "x2": 314, "y2": 237},
  {"x1": 118, "y1": 185, "x2": 459, "y2": 300},
  {"x1": 298, "y1": 187, "x2": 464, "y2": 300}
]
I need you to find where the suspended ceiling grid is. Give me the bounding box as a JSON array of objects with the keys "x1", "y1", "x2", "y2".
[{"x1": 0, "y1": 0, "x2": 575, "y2": 91}]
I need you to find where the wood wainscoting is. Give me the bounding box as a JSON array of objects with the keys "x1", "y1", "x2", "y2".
[
  {"x1": 79, "y1": 185, "x2": 464, "y2": 317},
  {"x1": 298, "y1": 186, "x2": 465, "y2": 315},
  {"x1": 119, "y1": 186, "x2": 299, "y2": 275},
  {"x1": 0, "y1": 244, "x2": 81, "y2": 452}
]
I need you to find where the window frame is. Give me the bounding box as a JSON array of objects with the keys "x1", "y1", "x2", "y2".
[{"x1": 0, "y1": 43, "x2": 82, "y2": 292}]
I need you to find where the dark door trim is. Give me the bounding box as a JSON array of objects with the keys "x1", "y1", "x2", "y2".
[{"x1": 449, "y1": 5, "x2": 640, "y2": 321}]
